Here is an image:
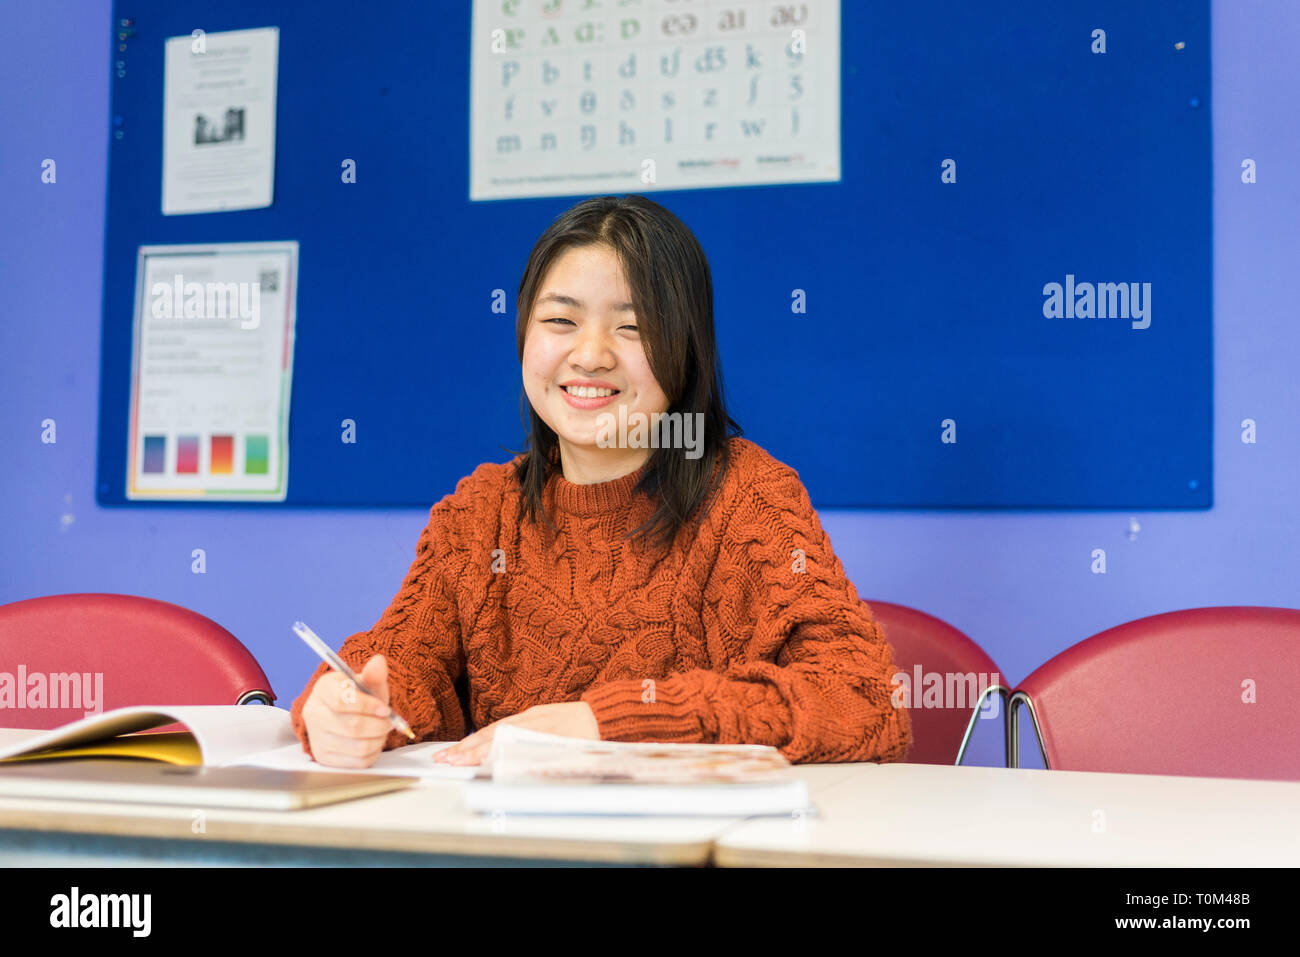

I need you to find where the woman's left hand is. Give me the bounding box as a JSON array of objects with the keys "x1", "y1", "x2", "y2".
[{"x1": 433, "y1": 701, "x2": 600, "y2": 766}]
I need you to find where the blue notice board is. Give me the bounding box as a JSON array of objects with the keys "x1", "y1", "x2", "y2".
[{"x1": 98, "y1": 1, "x2": 1211, "y2": 508}]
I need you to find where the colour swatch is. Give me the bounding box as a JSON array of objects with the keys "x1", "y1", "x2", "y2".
[
  {"x1": 210, "y1": 435, "x2": 233, "y2": 474},
  {"x1": 176, "y1": 435, "x2": 199, "y2": 473},
  {"x1": 142, "y1": 435, "x2": 166, "y2": 473},
  {"x1": 245, "y1": 435, "x2": 269, "y2": 474}
]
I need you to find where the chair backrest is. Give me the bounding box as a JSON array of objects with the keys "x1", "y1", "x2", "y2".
[
  {"x1": 1012, "y1": 606, "x2": 1300, "y2": 780},
  {"x1": 0, "y1": 593, "x2": 275, "y2": 729},
  {"x1": 864, "y1": 600, "x2": 1007, "y2": 765}
]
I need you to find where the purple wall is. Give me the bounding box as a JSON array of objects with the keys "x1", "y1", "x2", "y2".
[{"x1": 2, "y1": 1, "x2": 1297, "y2": 769}]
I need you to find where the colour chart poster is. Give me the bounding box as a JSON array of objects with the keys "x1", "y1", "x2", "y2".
[{"x1": 126, "y1": 241, "x2": 298, "y2": 501}]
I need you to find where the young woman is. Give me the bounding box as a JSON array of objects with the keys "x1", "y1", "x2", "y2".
[{"x1": 292, "y1": 195, "x2": 912, "y2": 767}]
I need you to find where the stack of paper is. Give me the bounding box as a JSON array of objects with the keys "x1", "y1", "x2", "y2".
[{"x1": 461, "y1": 726, "x2": 812, "y2": 817}]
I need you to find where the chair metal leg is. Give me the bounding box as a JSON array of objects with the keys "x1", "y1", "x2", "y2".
[
  {"x1": 1007, "y1": 690, "x2": 1051, "y2": 769},
  {"x1": 1008, "y1": 691, "x2": 1021, "y2": 768},
  {"x1": 955, "y1": 685, "x2": 1010, "y2": 766}
]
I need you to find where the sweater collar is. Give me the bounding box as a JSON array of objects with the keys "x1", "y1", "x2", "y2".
[{"x1": 548, "y1": 456, "x2": 655, "y2": 517}]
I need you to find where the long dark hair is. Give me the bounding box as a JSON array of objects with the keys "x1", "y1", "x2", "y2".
[{"x1": 512, "y1": 195, "x2": 742, "y2": 548}]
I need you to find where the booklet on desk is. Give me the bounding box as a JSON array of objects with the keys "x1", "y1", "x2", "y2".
[
  {"x1": 0, "y1": 705, "x2": 480, "y2": 780},
  {"x1": 0, "y1": 706, "x2": 429, "y2": 810},
  {"x1": 463, "y1": 726, "x2": 813, "y2": 817},
  {"x1": 0, "y1": 705, "x2": 297, "y2": 766}
]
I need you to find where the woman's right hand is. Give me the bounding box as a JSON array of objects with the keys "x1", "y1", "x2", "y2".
[{"x1": 301, "y1": 654, "x2": 394, "y2": 768}]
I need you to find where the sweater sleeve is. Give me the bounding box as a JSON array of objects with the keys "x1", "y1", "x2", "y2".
[
  {"x1": 580, "y1": 462, "x2": 912, "y2": 764},
  {"x1": 288, "y1": 486, "x2": 480, "y2": 758}
]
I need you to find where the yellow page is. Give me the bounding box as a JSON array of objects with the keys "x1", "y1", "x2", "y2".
[{"x1": 0, "y1": 731, "x2": 201, "y2": 766}]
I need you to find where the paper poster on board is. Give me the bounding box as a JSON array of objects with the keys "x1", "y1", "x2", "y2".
[
  {"x1": 469, "y1": 1, "x2": 841, "y2": 200},
  {"x1": 126, "y1": 242, "x2": 298, "y2": 501},
  {"x1": 162, "y1": 26, "x2": 279, "y2": 215}
]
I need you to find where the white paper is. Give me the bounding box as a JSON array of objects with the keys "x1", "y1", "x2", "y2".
[
  {"x1": 162, "y1": 26, "x2": 279, "y2": 215},
  {"x1": 126, "y1": 241, "x2": 298, "y2": 501},
  {"x1": 236, "y1": 740, "x2": 487, "y2": 781},
  {"x1": 469, "y1": 0, "x2": 841, "y2": 200}
]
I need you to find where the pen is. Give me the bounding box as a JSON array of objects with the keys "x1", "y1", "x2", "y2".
[{"x1": 292, "y1": 620, "x2": 415, "y2": 740}]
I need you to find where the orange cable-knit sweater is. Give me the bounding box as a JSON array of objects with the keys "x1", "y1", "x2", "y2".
[{"x1": 289, "y1": 436, "x2": 912, "y2": 764}]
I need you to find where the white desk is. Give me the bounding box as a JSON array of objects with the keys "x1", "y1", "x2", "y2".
[
  {"x1": 0, "y1": 729, "x2": 861, "y2": 867},
  {"x1": 714, "y1": 762, "x2": 1300, "y2": 867},
  {"x1": 14, "y1": 724, "x2": 1289, "y2": 868}
]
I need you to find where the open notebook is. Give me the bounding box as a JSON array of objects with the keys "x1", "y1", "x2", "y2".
[{"x1": 0, "y1": 705, "x2": 480, "y2": 780}]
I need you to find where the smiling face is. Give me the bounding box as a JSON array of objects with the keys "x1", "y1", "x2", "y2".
[{"x1": 521, "y1": 244, "x2": 671, "y2": 484}]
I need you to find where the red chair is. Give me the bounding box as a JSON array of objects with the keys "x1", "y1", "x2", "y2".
[
  {"x1": 864, "y1": 600, "x2": 1009, "y2": 765},
  {"x1": 0, "y1": 593, "x2": 275, "y2": 729},
  {"x1": 1008, "y1": 606, "x2": 1300, "y2": 781}
]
